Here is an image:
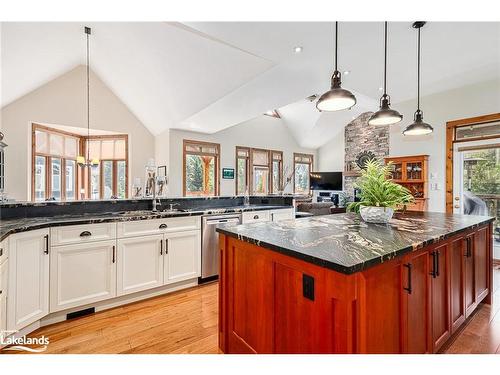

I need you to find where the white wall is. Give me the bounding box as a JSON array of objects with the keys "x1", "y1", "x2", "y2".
[
  {"x1": 317, "y1": 79, "x2": 500, "y2": 212},
  {"x1": 0, "y1": 66, "x2": 155, "y2": 201},
  {"x1": 167, "y1": 115, "x2": 317, "y2": 197}
]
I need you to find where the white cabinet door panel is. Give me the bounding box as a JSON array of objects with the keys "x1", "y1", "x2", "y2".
[
  {"x1": 117, "y1": 235, "x2": 164, "y2": 296},
  {"x1": 7, "y1": 229, "x2": 49, "y2": 331},
  {"x1": 0, "y1": 260, "x2": 8, "y2": 333},
  {"x1": 164, "y1": 230, "x2": 201, "y2": 284},
  {"x1": 242, "y1": 210, "x2": 271, "y2": 224},
  {"x1": 270, "y1": 208, "x2": 295, "y2": 222},
  {"x1": 117, "y1": 217, "x2": 200, "y2": 238},
  {"x1": 50, "y1": 240, "x2": 116, "y2": 312},
  {"x1": 51, "y1": 223, "x2": 116, "y2": 246}
]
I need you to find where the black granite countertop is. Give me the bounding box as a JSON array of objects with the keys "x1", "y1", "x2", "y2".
[
  {"x1": 216, "y1": 211, "x2": 495, "y2": 275},
  {"x1": 0, "y1": 205, "x2": 292, "y2": 241}
]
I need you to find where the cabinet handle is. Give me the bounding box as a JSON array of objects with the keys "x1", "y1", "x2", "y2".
[
  {"x1": 465, "y1": 237, "x2": 472, "y2": 258},
  {"x1": 112, "y1": 245, "x2": 116, "y2": 263},
  {"x1": 160, "y1": 239, "x2": 163, "y2": 255},
  {"x1": 404, "y1": 263, "x2": 412, "y2": 294},
  {"x1": 253, "y1": 215, "x2": 259, "y2": 220},
  {"x1": 0, "y1": 248, "x2": 3, "y2": 257},
  {"x1": 165, "y1": 239, "x2": 169, "y2": 254},
  {"x1": 159, "y1": 224, "x2": 168, "y2": 229},
  {"x1": 44, "y1": 234, "x2": 49, "y2": 254},
  {"x1": 430, "y1": 251, "x2": 437, "y2": 278},
  {"x1": 436, "y1": 250, "x2": 440, "y2": 277},
  {"x1": 80, "y1": 231, "x2": 92, "y2": 237}
]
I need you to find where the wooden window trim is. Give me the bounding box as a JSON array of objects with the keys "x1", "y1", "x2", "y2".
[
  {"x1": 31, "y1": 123, "x2": 128, "y2": 201},
  {"x1": 445, "y1": 113, "x2": 500, "y2": 213},
  {"x1": 183, "y1": 139, "x2": 220, "y2": 197},
  {"x1": 271, "y1": 150, "x2": 283, "y2": 194},
  {"x1": 293, "y1": 152, "x2": 314, "y2": 195},
  {"x1": 235, "y1": 146, "x2": 250, "y2": 195}
]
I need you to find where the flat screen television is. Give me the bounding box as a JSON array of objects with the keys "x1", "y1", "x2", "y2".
[{"x1": 309, "y1": 172, "x2": 343, "y2": 191}]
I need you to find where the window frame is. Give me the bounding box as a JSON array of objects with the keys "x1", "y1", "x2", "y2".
[
  {"x1": 31, "y1": 123, "x2": 128, "y2": 201},
  {"x1": 183, "y1": 139, "x2": 220, "y2": 197},
  {"x1": 293, "y1": 152, "x2": 314, "y2": 195},
  {"x1": 271, "y1": 150, "x2": 283, "y2": 194},
  {"x1": 235, "y1": 146, "x2": 250, "y2": 195}
]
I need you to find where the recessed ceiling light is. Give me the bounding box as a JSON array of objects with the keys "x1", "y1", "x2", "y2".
[
  {"x1": 344, "y1": 70, "x2": 350, "y2": 75},
  {"x1": 378, "y1": 87, "x2": 383, "y2": 91},
  {"x1": 294, "y1": 46, "x2": 303, "y2": 53}
]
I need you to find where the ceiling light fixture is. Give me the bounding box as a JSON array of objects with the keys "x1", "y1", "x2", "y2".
[
  {"x1": 77, "y1": 26, "x2": 99, "y2": 168},
  {"x1": 403, "y1": 22, "x2": 434, "y2": 136},
  {"x1": 294, "y1": 46, "x2": 303, "y2": 53},
  {"x1": 316, "y1": 22, "x2": 356, "y2": 112},
  {"x1": 343, "y1": 70, "x2": 350, "y2": 75},
  {"x1": 368, "y1": 22, "x2": 403, "y2": 126}
]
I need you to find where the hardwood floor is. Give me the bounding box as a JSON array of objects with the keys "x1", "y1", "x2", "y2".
[{"x1": 2, "y1": 267, "x2": 500, "y2": 354}]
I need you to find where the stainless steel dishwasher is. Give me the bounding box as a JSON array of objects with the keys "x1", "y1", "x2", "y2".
[{"x1": 201, "y1": 213, "x2": 242, "y2": 281}]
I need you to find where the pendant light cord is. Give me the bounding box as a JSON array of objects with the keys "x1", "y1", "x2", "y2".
[
  {"x1": 383, "y1": 22, "x2": 387, "y2": 95},
  {"x1": 417, "y1": 25, "x2": 421, "y2": 111},
  {"x1": 334, "y1": 21, "x2": 338, "y2": 72}
]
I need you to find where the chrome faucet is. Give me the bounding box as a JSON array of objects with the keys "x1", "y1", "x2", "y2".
[
  {"x1": 152, "y1": 179, "x2": 161, "y2": 212},
  {"x1": 166, "y1": 203, "x2": 179, "y2": 212}
]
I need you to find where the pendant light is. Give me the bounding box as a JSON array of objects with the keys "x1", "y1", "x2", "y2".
[
  {"x1": 403, "y1": 22, "x2": 434, "y2": 136},
  {"x1": 368, "y1": 22, "x2": 403, "y2": 126},
  {"x1": 316, "y1": 22, "x2": 356, "y2": 112},
  {"x1": 77, "y1": 26, "x2": 99, "y2": 168}
]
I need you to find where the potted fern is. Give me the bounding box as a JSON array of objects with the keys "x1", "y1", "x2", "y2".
[{"x1": 347, "y1": 159, "x2": 414, "y2": 223}]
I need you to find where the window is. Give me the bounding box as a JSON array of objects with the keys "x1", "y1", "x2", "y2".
[
  {"x1": 294, "y1": 153, "x2": 314, "y2": 194},
  {"x1": 235, "y1": 147, "x2": 283, "y2": 195},
  {"x1": 236, "y1": 147, "x2": 250, "y2": 195},
  {"x1": 31, "y1": 124, "x2": 128, "y2": 201},
  {"x1": 183, "y1": 140, "x2": 220, "y2": 196}
]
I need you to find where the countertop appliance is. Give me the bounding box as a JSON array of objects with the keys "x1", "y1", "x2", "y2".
[{"x1": 201, "y1": 213, "x2": 242, "y2": 281}]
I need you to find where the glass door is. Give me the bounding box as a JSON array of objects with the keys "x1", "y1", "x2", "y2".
[{"x1": 453, "y1": 140, "x2": 500, "y2": 262}]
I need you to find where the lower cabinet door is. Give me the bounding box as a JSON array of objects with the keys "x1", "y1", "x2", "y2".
[
  {"x1": 404, "y1": 249, "x2": 431, "y2": 354},
  {"x1": 450, "y1": 236, "x2": 466, "y2": 333},
  {"x1": 164, "y1": 230, "x2": 201, "y2": 284},
  {"x1": 0, "y1": 260, "x2": 8, "y2": 333},
  {"x1": 8, "y1": 229, "x2": 49, "y2": 331},
  {"x1": 473, "y1": 226, "x2": 489, "y2": 302},
  {"x1": 50, "y1": 240, "x2": 117, "y2": 312},
  {"x1": 117, "y1": 234, "x2": 164, "y2": 296},
  {"x1": 430, "y1": 243, "x2": 451, "y2": 352},
  {"x1": 270, "y1": 209, "x2": 295, "y2": 222},
  {"x1": 464, "y1": 234, "x2": 476, "y2": 317}
]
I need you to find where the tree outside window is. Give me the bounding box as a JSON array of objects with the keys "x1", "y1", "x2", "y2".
[
  {"x1": 294, "y1": 153, "x2": 314, "y2": 195},
  {"x1": 183, "y1": 140, "x2": 220, "y2": 196}
]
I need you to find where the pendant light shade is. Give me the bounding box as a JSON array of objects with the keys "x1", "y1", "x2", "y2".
[
  {"x1": 316, "y1": 22, "x2": 356, "y2": 112},
  {"x1": 403, "y1": 21, "x2": 434, "y2": 136},
  {"x1": 369, "y1": 22, "x2": 403, "y2": 126}
]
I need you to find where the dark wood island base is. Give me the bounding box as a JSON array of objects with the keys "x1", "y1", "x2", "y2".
[{"x1": 218, "y1": 218, "x2": 493, "y2": 354}]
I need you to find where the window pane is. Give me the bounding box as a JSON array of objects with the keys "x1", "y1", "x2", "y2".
[
  {"x1": 65, "y1": 160, "x2": 76, "y2": 200},
  {"x1": 103, "y1": 161, "x2": 114, "y2": 199},
  {"x1": 237, "y1": 149, "x2": 249, "y2": 157},
  {"x1": 253, "y1": 167, "x2": 269, "y2": 195},
  {"x1": 272, "y1": 160, "x2": 281, "y2": 192},
  {"x1": 237, "y1": 158, "x2": 247, "y2": 195},
  {"x1": 91, "y1": 166, "x2": 100, "y2": 199},
  {"x1": 185, "y1": 154, "x2": 215, "y2": 196},
  {"x1": 50, "y1": 134, "x2": 64, "y2": 156},
  {"x1": 456, "y1": 122, "x2": 500, "y2": 141},
  {"x1": 51, "y1": 158, "x2": 62, "y2": 200},
  {"x1": 185, "y1": 144, "x2": 201, "y2": 152},
  {"x1": 88, "y1": 140, "x2": 101, "y2": 160},
  {"x1": 35, "y1": 131, "x2": 48, "y2": 154},
  {"x1": 65, "y1": 137, "x2": 78, "y2": 158},
  {"x1": 117, "y1": 161, "x2": 126, "y2": 199},
  {"x1": 272, "y1": 152, "x2": 282, "y2": 161},
  {"x1": 35, "y1": 156, "x2": 46, "y2": 201},
  {"x1": 101, "y1": 140, "x2": 115, "y2": 159},
  {"x1": 201, "y1": 146, "x2": 217, "y2": 154},
  {"x1": 115, "y1": 140, "x2": 126, "y2": 159},
  {"x1": 253, "y1": 150, "x2": 268, "y2": 166},
  {"x1": 295, "y1": 163, "x2": 310, "y2": 194}
]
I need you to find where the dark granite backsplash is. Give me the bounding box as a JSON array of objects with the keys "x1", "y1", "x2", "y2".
[{"x1": 0, "y1": 195, "x2": 294, "y2": 220}]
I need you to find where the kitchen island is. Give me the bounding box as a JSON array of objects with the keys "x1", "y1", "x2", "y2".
[{"x1": 216, "y1": 212, "x2": 494, "y2": 354}]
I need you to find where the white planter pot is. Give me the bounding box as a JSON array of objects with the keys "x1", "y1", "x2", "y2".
[{"x1": 359, "y1": 206, "x2": 394, "y2": 224}]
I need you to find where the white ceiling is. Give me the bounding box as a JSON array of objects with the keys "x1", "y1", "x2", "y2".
[{"x1": 2, "y1": 22, "x2": 499, "y2": 148}]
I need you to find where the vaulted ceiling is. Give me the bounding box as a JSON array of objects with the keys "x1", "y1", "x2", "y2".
[{"x1": 2, "y1": 22, "x2": 499, "y2": 148}]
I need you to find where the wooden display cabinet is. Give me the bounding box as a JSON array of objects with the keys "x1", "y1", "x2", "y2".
[{"x1": 384, "y1": 155, "x2": 429, "y2": 211}]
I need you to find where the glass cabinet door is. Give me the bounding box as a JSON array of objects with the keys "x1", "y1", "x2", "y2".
[{"x1": 405, "y1": 161, "x2": 423, "y2": 181}]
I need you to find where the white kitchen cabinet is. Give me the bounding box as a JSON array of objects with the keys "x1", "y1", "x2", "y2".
[
  {"x1": 117, "y1": 234, "x2": 164, "y2": 296},
  {"x1": 117, "y1": 216, "x2": 200, "y2": 238},
  {"x1": 164, "y1": 230, "x2": 201, "y2": 284},
  {"x1": 50, "y1": 240, "x2": 117, "y2": 312},
  {"x1": 50, "y1": 223, "x2": 116, "y2": 246},
  {"x1": 242, "y1": 210, "x2": 271, "y2": 224},
  {"x1": 270, "y1": 208, "x2": 295, "y2": 222},
  {"x1": 0, "y1": 259, "x2": 8, "y2": 334},
  {"x1": 7, "y1": 229, "x2": 49, "y2": 331}
]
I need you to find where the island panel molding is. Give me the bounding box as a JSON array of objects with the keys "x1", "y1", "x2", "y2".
[{"x1": 218, "y1": 213, "x2": 493, "y2": 354}]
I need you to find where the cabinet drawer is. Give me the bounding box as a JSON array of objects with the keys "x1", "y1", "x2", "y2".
[
  {"x1": 270, "y1": 208, "x2": 295, "y2": 222},
  {"x1": 51, "y1": 223, "x2": 117, "y2": 246},
  {"x1": 117, "y1": 216, "x2": 200, "y2": 238},
  {"x1": 242, "y1": 211, "x2": 270, "y2": 224},
  {"x1": 0, "y1": 239, "x2": 7, "y2": 265}
]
